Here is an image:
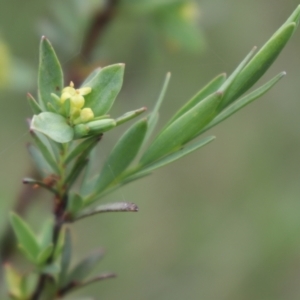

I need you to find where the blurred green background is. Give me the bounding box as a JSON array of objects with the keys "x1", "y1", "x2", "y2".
[{"x1": 1, "y1": 0, "x2": 300, "y2": 299}]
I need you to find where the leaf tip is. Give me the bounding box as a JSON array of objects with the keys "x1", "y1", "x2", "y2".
[{"x1": 281, "y1": 71, "x2": 287, "y2": 77}]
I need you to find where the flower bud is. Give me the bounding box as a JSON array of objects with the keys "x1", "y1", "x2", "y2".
[
  {"x1": 80, "y1": 108, "x2": 94, "y2": 123},
  {"x1": 73, "y1": 119, "x2": 116, "y2": 139},
  {"x1": 70, "y1": 94, "x2": 85, "y2": 109}
]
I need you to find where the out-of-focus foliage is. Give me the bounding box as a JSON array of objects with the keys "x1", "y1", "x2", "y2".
[
  {"x1": 40, "y1": 0, "x2": 204, "y2": 59},
  {"x1": 0, "y1": 36, "x2": 35, "y2": 91}
]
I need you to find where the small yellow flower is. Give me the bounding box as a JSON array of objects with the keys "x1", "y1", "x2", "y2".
[{"x1": 60, "y1": 81, "x2": 92, "y2": 109}]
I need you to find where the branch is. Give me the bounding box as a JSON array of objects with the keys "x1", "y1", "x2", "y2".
[{"x1": 81, "y1": 0, "x2": 120, "y2": 62}]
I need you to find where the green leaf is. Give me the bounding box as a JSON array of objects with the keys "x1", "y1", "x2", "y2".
[
  {"x1": 18, "y1": 245, "x2": 37, "y2": 264},
  {"x1": 31, "y1": 112, "x2": 74, "y2": 143},
  {"x1": 29, "y1": 129, "x2": 60, "y2": 174},
  {"x1": 27, "y1": 93, "x2": 43, "y2": 114},
  {"x1": 10, "y1": 213, "x2": 40, "y2": 262},
  {"x1": 167, "y1": 73, "x2": 226, "y2": 126},
  {"x1": 38, "y1": 278, "x2": 57, "y2": 300},
  {"x1": 67, "y1": 193, "x2": 84, "y2": 218},
  {"x1": 64, "y1": 136, "x2": 101, "y2": 165},
  {"x1": 94, "y1": 118, "x2": 148, "y2": 195},
  {"x1": 38, "y1": 36, "x2": 64, "y2": 110},
  {"x1": 220, "y1": 22, "x2": 296, "y2": 110},
  {"x1": 75, "y1": 202, "x2": 138, "y2": 221},
  {"x1": 115, "y1": 107, "x2": 147, "y2": 126},
  {"x1": 37, "y1": 244, "x2": 54, "y2": 265},
  {"x1": 84, "y1": 64, "x2": 125, "y2": 116},
  {"x1": 80, "y1": 148, "x2": 97, "y2": 196},
  {"x1": 280, "y1": 5, "x2": 300, "y2": 29},
  {"x1": 84, "y1": 172, "x2": 151, "y2": 206},
  {"x1": 22, "y1": 177, "x2": 57, "y2": 195},
  {"x1": 4, "y1": 264, "x2": 23, "y2": 299},
  {"x1": 80, "y1": 67, "x2": 101, "y2": 87},
  {"x1": 216, "y1": 47, "x2": 257, "y2": 111},
  {"x1": 140, "y1": 92, "x2": 222, "y2": 165},
  {"x1": 143, "y1": 72, "x2": 171, "y2": 145},
  {"x1": 66, "y1": 249, "x2": 104, "y2": 283},
  {"x1": 202, "y1": 72, "x2": 286, "y2": 133},
  {"x1": 39, "y1": 218, "x2": 54, "y2": 250},
  {"x1": 65, "y1": 136, "x2": 101, "y2": 186},
  {"x1": 59, "y1": 273, "x2": 116, "y2": 296},
  {"x1": 41, "y1": 263, "x2": 61, "y2": 277},
  {"x1": 58, "y1": 228, "x2": 72, "y2": 287},
  {"x1": 73, "y1": 119, "x2": 116, "y2": 139},
  {"x1": 27, "y1": 144, "x2": 53, "y2": 177},
  {"x1": 132, "y1": 136, "x2": 215, "y2": 177},
  {"x1": 65, "y1": 156, "x2": 88, "y2": 187}
]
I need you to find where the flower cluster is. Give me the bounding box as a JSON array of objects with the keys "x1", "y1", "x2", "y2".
[{"x1": 52, "y1": 81, "x2": 94, "y2": 126}]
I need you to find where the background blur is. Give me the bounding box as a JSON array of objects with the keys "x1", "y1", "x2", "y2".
[{"x1": 1, "y1": 0, "x2": 300, "y2": 299}]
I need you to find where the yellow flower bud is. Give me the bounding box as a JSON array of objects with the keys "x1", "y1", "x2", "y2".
[
  {"x1": 80, "y1": 108, "x2": 94, "y2": 123},
  {"x1": 70, "y1": 93, "x2": 85, "y2": 109}
]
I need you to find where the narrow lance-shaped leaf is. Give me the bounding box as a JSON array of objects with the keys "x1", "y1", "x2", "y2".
[
  {"x1": 219, "y1": 21, "x2": 297, "y2": 110},
  {"x1": 10, "y1": 213, "x2": 40, "y2": 261},
  {"x1": 140, "y1": 92, "x2": 222, "y2": 166},
  {"x1": 37, "y1": 244, "x2": 54, "y2": 265},
  {"x1": 4, "y1": 264, "x2": 22, "y2": 299},
  {"x1": 84, "y1": 64, "x2": 125, "y2": 117},
  {"x1": 64, "y1": 135, "x2": 101, "y2": 165},
  {"x1": 38, "y1": 279, "x2": 57, "y2": 300},
  {"x1": 85, "y1": 172, "x2": 151, "y2": 205},
  {"x1": 201, "y1": 71, "x2": 286, "y2": 133},
  {"x1": 270, "y1": 5, "x2": 300, "y2": 42},
  {"x1": 75, "y1": 202, "x2": 139, "y2": 222},
  {"x1": 80, "y1": 148, "x2": 97, "y2": 196},
  {"x1": 65, "y1": 139, "x2": 101, "y2": 187},
  {"x1": 144, "y1": 72, "x2": 171, "y2": 144},
  {"x1": 73, "y1": 119, "x2": 116, "y2": 139},
  {"x1": 65, "y1": 157, "x2": 89, "y2": 187},
  {"x1": 27, "y1": 93, "x2": 42, "y2": 114},
  {"x1": 58, "y1": 273, "x2": 116, "y2": 297},
  {"x1": 80, "y1": 67, "x2": 101, "y2": 87},
  {"x1": 115, "y1": 107, "x2": 147, "y2": 126},
  {"x1": 31, "y1": 112, "x2": 74, "y2": 144},
  {"x1": 130, "y1": 136, "x2": 215, "y2": 179},
  {"x1": 38, "y1": 36, "x2": 63, "y2": 110},
  {"x1": 18, "y1": 245, "x2": 38, "y2": 264},
  {"x1": 23, "y1": 177, "x2": 57, "y2": 195},
  {"x1": 27, "y1": 144, "x2": 53, "y2": 177},
  {"x1": 167, "y1": 72, "x2": 226, "y2": 126},
  {"x1": 67, "y1": 193, "x2": 84, "y2": 218},
  {"x1": 29, "y1": 129, "x2": 60, "y2": 174},
  {"x1": 38, "y1": 218, "x2": 54, "y2": 250},
  {"x1": 94, "y1": 118, "x2": 148, "y2": 195},
  {"x1": 218, "y1": 47, "x2": 257, "y2": 97},
  {"x1": 66, "y1": 249, "x2": 104, "y2": 284}
]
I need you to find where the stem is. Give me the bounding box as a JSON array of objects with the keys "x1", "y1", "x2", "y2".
[
  {"x1": 30, "y1": 149, "x2": 68, "y2": 300},
  {"x1": 66, "y1": 0, "x2": 120, "y2": 85},
  {"x1": 81, "y1": 0, "x2": 120, "y2": 62}
]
